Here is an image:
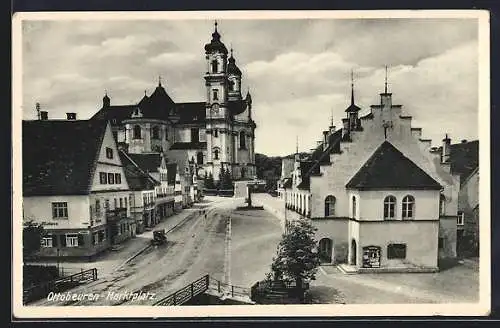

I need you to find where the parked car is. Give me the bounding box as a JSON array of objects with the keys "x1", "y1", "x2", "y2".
[{"x1": 151, "y1": 229, "x2": 167, "y2": 246}]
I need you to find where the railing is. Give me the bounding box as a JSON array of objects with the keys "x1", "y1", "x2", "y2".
[
  {"x1": 208, "y1": 277, "x2": 250, "y2": 298},
  {"x1": 154, "y1": 275, "x2": 209, "y2": 306},
  {"x1": 23, "y1": 268, "x2": 98, "y2": 304},
  {"x1": 106, "y1": 208, "x2": 127, "y2": 220}
]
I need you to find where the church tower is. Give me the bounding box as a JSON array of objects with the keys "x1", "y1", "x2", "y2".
[{"x1": 204, "y1": 21, "x2": 232, "y2": 180}]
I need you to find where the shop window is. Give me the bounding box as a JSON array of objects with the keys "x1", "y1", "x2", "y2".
[
  {"x1": 66, "y1": 234, "x2": 79, "y2": 248},
  {"x1": 41, "y1": 236, "x2": 53, "y2": 248}
]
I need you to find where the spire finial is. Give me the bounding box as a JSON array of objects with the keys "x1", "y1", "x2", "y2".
[
  {"x1": 104, "y1": 89, "x2": 107, "y2": 96},
  {"x1": 330, "y1": 108, "x2": 334, "y2": 127},
  {"x1": 296, "y1": 135, "x2": 299, "y2": 154},
  {"x1": 384, "y1": 65, "x2": 388, "y2": 94},
  {"x1": 230, "y1": 44, "x2": 233, "y2": 57},
  {"x1": 144, "y1": 90, "x2": 147, "y2": 96},
  {"x1": 214, "y1": 20, "x2": 218, "y2": 32},
  {"x1": 158, "y1": 75, "x2": 162, "y2": 87},
  {"x1": 351, "y1": 69, "x2": 355, "y2": 105}
]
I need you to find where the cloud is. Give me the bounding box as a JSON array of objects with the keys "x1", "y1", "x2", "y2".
[{"x1": 20, "y1": 18, "x2": 479, "y2": 157}]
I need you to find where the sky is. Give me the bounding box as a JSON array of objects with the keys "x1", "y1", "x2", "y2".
[{"x1": 21, "y1": 17, "x2": 480, "y2": 157}]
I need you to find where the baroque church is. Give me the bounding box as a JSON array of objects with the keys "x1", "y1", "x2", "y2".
[{"x1": 91, "y1": 22, "x2": 257, "y2": 182}]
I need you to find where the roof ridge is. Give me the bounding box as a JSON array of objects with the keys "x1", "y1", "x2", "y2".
[{"x1": 86, "y1": 120, "x2": 109, "y2": 194}]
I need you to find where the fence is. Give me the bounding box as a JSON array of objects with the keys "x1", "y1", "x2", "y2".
[
  {"x1": 202, "y1": 189, "x2": 234, "y2": 197},
  {"x1": 208, "y1": 277, "x2": 250, "y2": 299},
  {"x1": 23, "y1": 268, "x2": 98, "y2": 304},
  {"x1": 154, "y1": 275, "x2": 209, "y2": 306}
]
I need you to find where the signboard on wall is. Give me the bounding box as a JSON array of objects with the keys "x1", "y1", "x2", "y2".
[{"x1": 362, "y1": 246, "x2": 381, "y2": 268}]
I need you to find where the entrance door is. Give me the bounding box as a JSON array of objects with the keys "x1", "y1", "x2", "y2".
[{"x1": 319, "y1": 238, "x2": 333, "y2": 263}]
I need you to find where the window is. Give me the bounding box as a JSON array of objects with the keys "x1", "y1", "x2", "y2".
[
  {"x1": 229, "y1": 80, "x2": 235, "y2": 91},
  {"x1": 457, "y1": 211, "x2": 465, "y2": 226},
  {"x1": 383, "y1": 196, "x2": 396, "y2": 219},
  {"x1": 99, "y1": 172, "x2": 107, "y2": 184},
  {"x1": 438, "y1": 237, "x2": 444, "y2": 249},
  {"x1": 402, "y1": 195, "x2": 415, "y2": 219},
  {"x1": 125, "y1": 197, "x2": 128, "y2": 208},
  {"x1": 214, "y1": 148, "x2": 219, "y2": 160},
  {"x1": 352, "y1": 196, "x2": 357, "y2": 218},
  {"x1": 115, "y1": 173, "x2": 121, "y2": 184},
  {"x1": 191, "y1": 128, "x2": 200, "y2": 142},
  {"x1": 41, "y1": 236, "x2": 53, "y2": 248},
  {"x1": 92, "y1": 232, "x2": 99, "y2": 245},
  {"x1": 112, "y1": 131, "x2": 118, "y2": 140},
  {"x1": 197, "y1": 152, "x2": 204, "y2": 165},
  {"x1": 165, "y1": 128, "x2": 168, "y2": 140},
  {"x1": 108, "y1": 173, "x2": 115, "y2": 184},
  {"x1": 119, "y1": 198, "x2": 123, "y2": 209},
  {"x1": 105, "y1": 199, "x2": 110, "y2": 210},
  {"x1": 387, "y1": 243, "x2": 407, "y2": 259},
  {"x1": 324, "y1": 195, "x2": 336, "y2": 217},
  {"x1": 239, "y1": 131, "x2": 246, "y2": 149},
  {"x1": 95, "y1": 199, "x2": 101, "y2": 217},
  {"x1": 52, "y1": 202, "x2": 68, "y2": 219},
  {"x1": 66, "y1": 234, "x2": 79, "y2": 248},
  {"x1": 211, "y1": 60, "x2": 218, "y2": 73},
  {"x1": 213, "y1": 89, "x2": 219, "y2": 101},
  {"x1": 214, "y1": 129, "x2": 218, "y2": 137},
  {"x1": 133, "y1": 125, "x2": 141, "y2": 139},
  {"x1": 152, "y1": 126, "x2": 160, "y2": 139},
  {"x1": 114, "y1": 198, "x2": 118, "y2": 209},
  {"x1": 105, "y1": 147, "x2": 113, "y2": 159},
  {"x1": 439, "y1": 194, "x2": 446, "y2": 216}
]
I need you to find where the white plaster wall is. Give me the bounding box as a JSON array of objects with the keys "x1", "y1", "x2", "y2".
[{"x1": 23, "y1": 195, "x2": 92, "y2": 230}]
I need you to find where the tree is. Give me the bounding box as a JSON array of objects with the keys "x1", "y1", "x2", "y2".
[
  {"x1": 204, "y1": 172, "x2": 216, "y2": 189},
  {"x1": 217, "y1": 167, "x2": 233, "y2": 190},
  {"x1": 23, "y1": 220, "x2": 45, "y2": 259},
  {"x1": 270, "y1": 218, "x2": 320, "y2": 295}
]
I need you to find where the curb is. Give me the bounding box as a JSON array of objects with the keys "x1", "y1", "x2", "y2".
[{"x1": 113, "y1": 243, "x2": 152, "y2": 272}]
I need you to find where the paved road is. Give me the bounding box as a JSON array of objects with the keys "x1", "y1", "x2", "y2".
[{"x1": 32, "y1": 197, "x2": 284, "y2": 306}]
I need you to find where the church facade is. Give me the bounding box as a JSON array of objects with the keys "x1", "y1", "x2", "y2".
[
  {"x1": 280, "y1": 74, "x2": 461, "y2": 273},
  {"x1": 91, "y1": 22, "x2": 257, "y2": 183}
]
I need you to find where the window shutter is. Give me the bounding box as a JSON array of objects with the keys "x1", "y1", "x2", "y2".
[
  {"x1": 52, "y1": 235, "x2": 58, "y2": 247},
  {"x1": 78, "y1": 234, "x2": 84, "y2": 247},
  {"x1": 60, "y1": 235, "x2": 66, "y2": 247}
]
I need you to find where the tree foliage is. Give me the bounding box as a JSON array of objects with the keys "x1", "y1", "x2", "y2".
[
  {"x1": 270, "y1": 218, "x2": 320, "y2": 287},
  {"x1": 204, "y1": 171, "x2": 216, "y2": 189},
  {"x1": 218, "y1": 167, "x2": 234, "y2": 190},
  {"x1": 23, "y1": 220, "x2": 45, "y2": 259}
]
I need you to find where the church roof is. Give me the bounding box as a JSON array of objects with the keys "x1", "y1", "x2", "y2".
[
  {"x1": 91, "y1": 105, "x2": 137, "y2": 126},
  {"x1": 118, "y1": 150, "x2": 159, "y2": 191},
  {"x1": 127, "y1": 153, "x2": 162, "y2": 174},
  {"x1": 22, "y1": 119, "x2": 108, "y2": 196},
  {"x1": 177, "y1": 102, "x2": 206, "y2": 123},
  {"x1": 346, "y1": 141, "x2": 442, "y2": 190},
  {"x1": 345, "y1": 103, "x2": 361, "y2": 113},
  {"x1": 204, "y1": 23, "x2": 228, "y2": 54},
  {"x1": 450, "y1": 140, "x2": 479, "y2": 182},
  {"x1": 227, "y1": 53, "x2": 242, "y2": 76}
]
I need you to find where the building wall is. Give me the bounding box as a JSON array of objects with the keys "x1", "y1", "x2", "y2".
[
  {"x1": 357, "y1": 220, "x2": 439, "y2": 269},
  {"x1": 439, "y1": 216, "x2": 457, "y2": 259},
  {"x1": 313, "y1": 218, "x2": 349, "y2": 263},
  {"x1": 354, "y1": 189, "x2": 441, "y2": 221},
  {"x1": 458, "y1": 170, "x2": 479, "y2": 240}
]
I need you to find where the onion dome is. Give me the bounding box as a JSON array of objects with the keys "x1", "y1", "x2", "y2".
[
  {"x1": 227, "y1": 48, "x2": 242, "y2": 76},
  {"x1": 204, "y1": 21, "x2": 228, "y2": 55}
]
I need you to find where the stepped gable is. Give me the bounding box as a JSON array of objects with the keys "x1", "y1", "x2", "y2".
[
  {"x1": 23, "y1": 119, "x2": 108, "y2": 196},
  {"x1": 346, "y1": 141, "x2": 442, "y2": 190}
]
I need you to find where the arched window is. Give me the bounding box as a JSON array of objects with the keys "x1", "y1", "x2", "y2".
[
  {"x1": 352, "y1": 196, "x2": 357, "y2": 218},
  {"x1": 197, "y1": 152, "x2": 204, "y2": 165},
  {"x1": 383, "y1": 195, "x2": 396, "y2": 219},
  {"x1": 213, "y1": 129, "x2": 218, "y2": 137},
  {"x1": 211, "y1": 60, "x2": 218, "y2": 73},
  {"x1": 324, "y1": 195, "x2": 336, "y2": 217},
  {"x1": 229, "y1": 80, "x2": 235, "y2": 91},
  {"x1": 402, "y1": 195, "x2": 415, "y2": 219},
  {"x1": 213, "y1": 148, "x2": 220, "y2": 160},
  {"x1": 133, "y1": 125, "x2": 141, "y2": 139},
  {"x1": 152, "y1": 126, "x2": 160, "y2": 139},
  {"x1": 439, "y1": 194, "x2": 446, "y2": 216},
  {"x1": 239, "y1": 131, "x2": 246, "y2": 149}
]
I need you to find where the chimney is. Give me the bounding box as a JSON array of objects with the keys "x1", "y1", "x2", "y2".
[
  {"x1": 322, "y1": 131, "x2": 329, "y2": 151},
  {"x1": 40, "y1": 111, "x2": 48, "y2": 120},
  {"x1": 316, "y1": 140, "x2": 323, "y2": 147},
  {"x1": 66, "y1": 112, "x2": 77, "y2": 120},
  {"x1": 441, "y1": 133, "x2": 451, "y2": 163},
  {"x1": 329, "y1": 125, "x2": 336, "y2": 135},
  {"x1": 461, "y1": 139, "x2": 468, "y2": 144},
  {"x1": 36, "y1": 102, "x2": 41, "y2": 120}
]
